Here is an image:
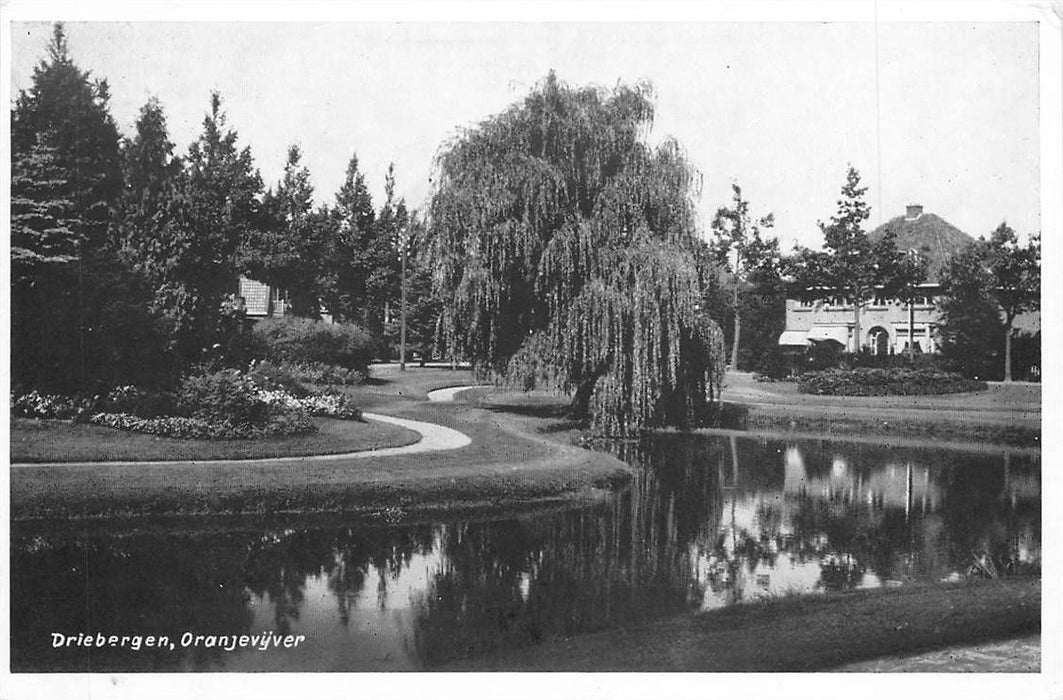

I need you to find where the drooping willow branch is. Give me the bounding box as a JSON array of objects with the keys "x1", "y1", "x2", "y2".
[{"x1": 426, "y1": 73, "x2": 724, "y2": 434}]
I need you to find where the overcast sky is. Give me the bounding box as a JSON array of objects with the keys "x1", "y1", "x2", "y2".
[{"x1": 9, "y1": 19, "x2": 1041, "y2": 249}]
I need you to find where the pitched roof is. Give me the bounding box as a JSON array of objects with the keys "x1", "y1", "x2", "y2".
[{"x1": 869, "y1": 211, "x2": 975, "y2": 283}]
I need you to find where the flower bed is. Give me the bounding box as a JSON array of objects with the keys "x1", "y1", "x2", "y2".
[
  {"x1": 797, "y1": 368, "x2": 987, "y2": 396},
  {"x1": 11, "y1": 391, "x2": 90, "y2": 420},
  {"x1": 12, "y1": 366, "x2": 363, "y2": 440},
  {"x1": 256, "y1": 388, "x2": 362, "y2": 420},
  {"x1": 88, "y1": 411, "x2": 316, "y2": 440}
]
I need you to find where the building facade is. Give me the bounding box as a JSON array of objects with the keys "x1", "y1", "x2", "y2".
[{"x1": 778, "y1": 205, "x2": 969, "y2": 355}]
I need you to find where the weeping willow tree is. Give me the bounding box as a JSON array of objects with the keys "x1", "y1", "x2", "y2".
[{"x1": 427, "y1": 73, "x2": 724, "y2": 435}]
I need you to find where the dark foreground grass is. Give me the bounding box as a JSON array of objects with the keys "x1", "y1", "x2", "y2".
[
  {"x1": 9, "y1": 415, "x2": 420, "y2": 463},
  {"x1": 445, "y1": 577, "x2": 1040, "y2": 672}
]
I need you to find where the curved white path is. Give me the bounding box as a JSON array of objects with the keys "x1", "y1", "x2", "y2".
[
  {"x1": 426, "y1": 384, "x2": 494, "y2": 402},
  {"x1": 10, "y1": 411, "x2": 471, "y2": 469}
]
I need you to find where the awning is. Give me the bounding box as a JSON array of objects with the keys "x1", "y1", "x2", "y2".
[
  {"x1": 805, "y1": 325, "x2": 851, "y2": 345},
  {"x1": 778, "y1": 330, "x2": 810, "y2": 347}
]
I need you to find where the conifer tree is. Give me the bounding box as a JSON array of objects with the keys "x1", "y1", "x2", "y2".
[
  {"x1": 241, "y1": 144, "x2": 328, "y2": 317},
  {"x1": 10, "y1": 23, "x2": 127, "y2": 392}
]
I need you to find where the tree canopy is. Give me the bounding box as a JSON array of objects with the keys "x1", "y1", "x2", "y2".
[
  {"x1": 940, "y1": 223, "x2": 1040, "y2": 381},
  {"x1": 709, "y1": 183, "x2": 778, "y2": 369},
  {"x1": 10, "y1": 23, "x2": 133, "y2": 392},
  {"x1": 425, "y1": 72, "x2": 724, "y2": 434},
  {"x1": 787, "y1": 166, "x2": 902, "y2": 352}
]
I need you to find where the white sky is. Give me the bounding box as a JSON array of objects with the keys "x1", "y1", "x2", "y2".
[{"x1": 7, "y1": 18, "x2": 1041, "y2": 250}]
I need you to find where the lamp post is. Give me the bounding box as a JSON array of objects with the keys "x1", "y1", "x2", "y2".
[{"x1": 399, "y1": 227, "x2": 408, "y2": 371}]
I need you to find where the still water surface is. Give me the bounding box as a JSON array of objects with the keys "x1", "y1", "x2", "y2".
[{"x1": 11, "y1": 434, "x2": 1040, "y2": 671}]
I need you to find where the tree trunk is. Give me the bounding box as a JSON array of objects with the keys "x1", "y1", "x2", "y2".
[
  {"x1": 907, "y1": 296, "x2": 915, "y2": 362},
  {"x1": 730, "y1": 305, "x2": 741, "y2": 370},
  {"x1": 852, "y1": 301, "x2": 861, "y2": 354},
  {"x1": 1004, "y1": 318, "x2": 1013, "y2": 382}
]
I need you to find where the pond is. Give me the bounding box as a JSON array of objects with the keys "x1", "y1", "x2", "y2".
[{"x1": 10, "y1": 433, "x2": 1040, "y2": 672}]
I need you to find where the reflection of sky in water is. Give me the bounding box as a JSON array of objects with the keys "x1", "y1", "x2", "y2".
[
  {"x1": 10, "y1": 435, "x2": 1041, "y2": 672},
  {"x1": 206, "y1": 537, "x2": 445, "y2": 671}
]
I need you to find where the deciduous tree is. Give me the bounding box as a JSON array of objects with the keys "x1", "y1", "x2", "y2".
[
  {"x1": 426, "y1": 72, "x2": 724, "y2": 434},
  {"x1": 709, "y1": 183, "x2": 778, "y2": 369}
]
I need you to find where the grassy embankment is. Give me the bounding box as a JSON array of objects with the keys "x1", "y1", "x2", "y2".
[
  {"x1": 9, "y1": 366, "x2": 631, "y2": 521},
  {"x1": 719, "y1": 373, "x2": 1041, "y2": 447},
  {"x1": 445, "y1": 577, "x2": 1041, "y2": 672}
]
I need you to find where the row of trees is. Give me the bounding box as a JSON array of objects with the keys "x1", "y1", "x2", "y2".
[
  {"x1": 10, "y1": 25, "x2": 1039, "y2": 435},
  {"x1": 12, "y1": 25, "x2": 425, "y2": 394}
]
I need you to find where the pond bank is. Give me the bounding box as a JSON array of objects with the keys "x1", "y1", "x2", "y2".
[
  {"x1": 443, "y1": 577, "x2": 1041, "y2": 672},
  {"x1": 720, "y1": 372, "x2": 1041, "y2": 447}
]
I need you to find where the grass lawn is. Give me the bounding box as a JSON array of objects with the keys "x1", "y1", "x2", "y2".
[
  {"x1": 445, "y1": 577, "x2": 1040, "y2": 672},
  {"x1": 9, "y1": 415, "x2": 420, "y2": 463}
]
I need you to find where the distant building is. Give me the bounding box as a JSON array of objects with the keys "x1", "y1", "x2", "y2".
[
  {"x1": 237, "y1": 277, "x2": 289, "y2": 320},
  {"x1": 236, "y1": 277, "x2": 335, "y2": 323},
  {"x1": 780, "y1": 205, "x2": 972, "y2": 355}
]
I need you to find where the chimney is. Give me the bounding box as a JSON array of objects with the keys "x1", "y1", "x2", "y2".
[{"x1": 905, "y1": 204, "x2": 924, "y2": 220}]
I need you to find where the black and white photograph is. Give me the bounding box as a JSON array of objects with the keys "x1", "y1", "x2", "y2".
[{"x1": 2, "y1": 2, "x2": 1060, "y2": 698}]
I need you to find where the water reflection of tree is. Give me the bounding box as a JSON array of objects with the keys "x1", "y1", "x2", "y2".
[
  {"x1": 410, "y1": 437, "x2": 728, "y2": 666},
  {"x1": 242, "y1": 525, "x2": 437, "y2": 631},
  {"x1": 11, "y1": 442, "x2": 1039, "y2": 672}
]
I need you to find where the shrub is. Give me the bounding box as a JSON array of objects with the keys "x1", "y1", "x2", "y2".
[
  {"x1": 101, "y1": 385, "x2": 177, "y2": 418},
  {"x1": 249, "y1": 359, "x2": 364, "y2": 389},
  {"x1": 797, "y1": 368, "x2": 987, "y2": 396},
  {"x1": 251, "y1": 317, "x2": 379, "y2": 372},
  {"x1": 846, "y1": 351, "x2": 955, "y2": 372},
  {"x1": 175, "y1": 368, "x2": 277, "y2": 425},
  {"x1": 246, "y1": 361, "x2": 310, "y2": 397},
  {"x1": 802, "y1": 340, "x2": 846, "y2": 372}
]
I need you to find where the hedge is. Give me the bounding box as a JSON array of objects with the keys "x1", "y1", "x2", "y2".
[{"x1": 797, "y1": 368, "x2": 987, "y2": 396}]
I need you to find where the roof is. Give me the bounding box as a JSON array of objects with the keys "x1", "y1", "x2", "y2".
[{"x1": 869, "y1": 212, "x2": 975, "y2": 283}]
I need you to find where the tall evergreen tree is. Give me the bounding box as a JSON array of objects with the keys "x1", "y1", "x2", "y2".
[
  {"x1": 241, "y1": 144, "x2": 327, "y2": 317},
  {"x1": 323, "y1": 153, "x2": 376, "y2": 323},
  {"x1": 12, "y1": 23, "x2": 121, "y2": 252},
  {"x1": 370, "y1": 164, "x2": 407, "y2": 335},
  {"x1": 10, "y1": 23, "x2": 131, "y2": 392},
  {"x1": 172, "y1": 91, "x2": 265, "y2": 362}
]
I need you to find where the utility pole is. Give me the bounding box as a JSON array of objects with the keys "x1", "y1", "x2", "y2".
[{"x1": 399, "y1": 228, "x2": 408, "y2": 371}]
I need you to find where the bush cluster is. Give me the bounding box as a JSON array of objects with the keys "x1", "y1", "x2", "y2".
[
  {"x1": 249, "y1": 359, "x2": 364, "y2": 389},
  {"x1": 250, "y1": 317, "x2": 378, "y2": 373},
  {"x1": 13, "y1": 366, "x2": 363, "y2": 440},
  {"x1": 176, "y1": 368, "x2": 278, "y2": 425},
  {"x1": 797, "y1": 368, "x2": 987, "y2": 396}
]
